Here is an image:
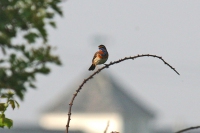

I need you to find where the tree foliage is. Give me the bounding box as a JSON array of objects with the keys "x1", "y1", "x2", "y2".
[
  {"x1": 0, "y1": 91, "x2": 18, "y2": 128},
  {"x1": 0, "y1": 0, "x2": 63, "y2": 128}
]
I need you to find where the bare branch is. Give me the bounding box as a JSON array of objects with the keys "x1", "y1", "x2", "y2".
[
  {"x1": 104, "y1": 121, "x2": 110, "y2": 133},
  {"x1": 175, "y1": 126, "x2": 200, "y2": 133},
  {"x1": 66, "y1": 54, "x2": 180, "y2": 133}
]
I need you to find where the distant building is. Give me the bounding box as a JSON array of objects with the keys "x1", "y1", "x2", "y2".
[
  {"x1": 40, "y1": 72, "x2": 155, "y2": 133},
  {"x1": 0, "y1": 72, "x2": 173, "y2": 133}
]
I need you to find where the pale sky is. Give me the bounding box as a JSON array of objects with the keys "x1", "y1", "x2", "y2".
[{"x1": 6, "y1": 0, "x2": 200, "y2": 131}]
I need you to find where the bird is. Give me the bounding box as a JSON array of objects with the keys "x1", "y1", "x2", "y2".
[{"x1": 88, "y1": 45, "x2": 109, "y2": 71}]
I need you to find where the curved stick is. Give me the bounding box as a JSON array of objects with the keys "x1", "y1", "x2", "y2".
[
  {"x1": 175, "y1": 126, "x2": 200, "y2": 133},
  {"x1": 66, "y1": 54, "x2": 180, "y2": 133}
]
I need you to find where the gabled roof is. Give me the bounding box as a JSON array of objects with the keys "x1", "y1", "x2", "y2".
[{"x1": 44, "y1": 71, "x2": 155, "y2": 118}]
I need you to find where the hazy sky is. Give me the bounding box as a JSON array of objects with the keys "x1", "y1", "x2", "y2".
[{"x1": 6, "y1": 0, "x2": 200, "y2": 130}]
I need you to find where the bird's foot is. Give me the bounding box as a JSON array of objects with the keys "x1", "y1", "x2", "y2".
[{"x1": 103, "y1": 64, "x2": 109, "y2": 68}]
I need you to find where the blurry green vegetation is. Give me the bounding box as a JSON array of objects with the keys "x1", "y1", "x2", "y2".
[
  {"x1": 0, "y1": 0, "x2": 63, "y2": 128},
  {"x1": 0, "y1": 91, "x2": 19, "y2": 128}
]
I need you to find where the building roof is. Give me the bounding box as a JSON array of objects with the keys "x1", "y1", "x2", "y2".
[{"x1": 44, "y1": 71, "x2": 155, "y2": 117}]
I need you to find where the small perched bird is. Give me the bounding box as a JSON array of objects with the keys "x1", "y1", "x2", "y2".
[{"x1": 88, "y1": 45, "x2": 109, "y2": 71}]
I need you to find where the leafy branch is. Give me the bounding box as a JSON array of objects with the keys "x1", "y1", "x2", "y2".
[
  {"x1": 0, "y1": 0, "x2": 63, "y2": 128},
  {"x1": 65, "y1": 54, "x2": 180, "y2": 133},
  {"x1": 0, "y1": 91, "x2": 19, "y2": 128},
  {"x1": 0, "y1": 0, "x2": 62, "y2": 100}
]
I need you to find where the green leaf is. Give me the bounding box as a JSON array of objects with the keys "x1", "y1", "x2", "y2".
[
  {"x1": 0, "y1": 114, "x2": 5, "y2": 128},
  {"x1": 8, "y1": 100, "x2": 15, "y2": 110},
  {"x1": 46, "y1": 12, "x2": 54, "y2": 19},
  {"x1": 49, "y1": 21, "x2": 56, "y2": 28},
  {"x1": 24, "y1": 32, "x2": 39, "y2": 43},
  {"x1": 50, "y1": 4, "x2": 63, "y2": 16},
  {"x1": 14, "y1": 101, "x2": 20, "y2": 108},
  {"x1": 38, "y1": 26, "x2": 47, "y2": 42},
  {"x1": 29, "y1": 83, "x2": 36, "y2": 88},
  {"x1": 3, "y1": 117, "x2": 13, "y2": 129},
  {"x1": 35, "y1": 67, "x2": 50, "y2": 74},
  {"x1": 0, "y1": 103, "x2": 6, "y2": 111},
  {"x1": 0, "y1": 115, "x2": 13, "y2": 129}
]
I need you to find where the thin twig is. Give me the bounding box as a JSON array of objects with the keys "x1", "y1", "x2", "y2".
[
  {"x1": 175, "y1": 126, "x2": 200, "y2": 133},
  {"x1": 104, "y1": 121, "x2": 110, "y2": 133},
  {"x1": 66, "y1": 54, "x2": 180, "y2": 133}
]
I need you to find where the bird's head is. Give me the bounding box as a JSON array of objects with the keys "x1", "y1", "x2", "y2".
[{"x1": 98, "y1": 44, "x2": 106, "y2": 49}]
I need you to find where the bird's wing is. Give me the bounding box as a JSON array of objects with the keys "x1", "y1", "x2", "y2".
[{"x1": 92, "y1": 51, "x2": 98, "y2": 62}]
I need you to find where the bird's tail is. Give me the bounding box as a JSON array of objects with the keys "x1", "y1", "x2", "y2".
[{"x1": 89, "y1": 64, "x2": 96, "y2": 71}]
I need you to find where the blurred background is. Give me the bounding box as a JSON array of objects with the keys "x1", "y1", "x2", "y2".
[{"x1": 1, "y1": 0, "x2": 200, "y2": 133}]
